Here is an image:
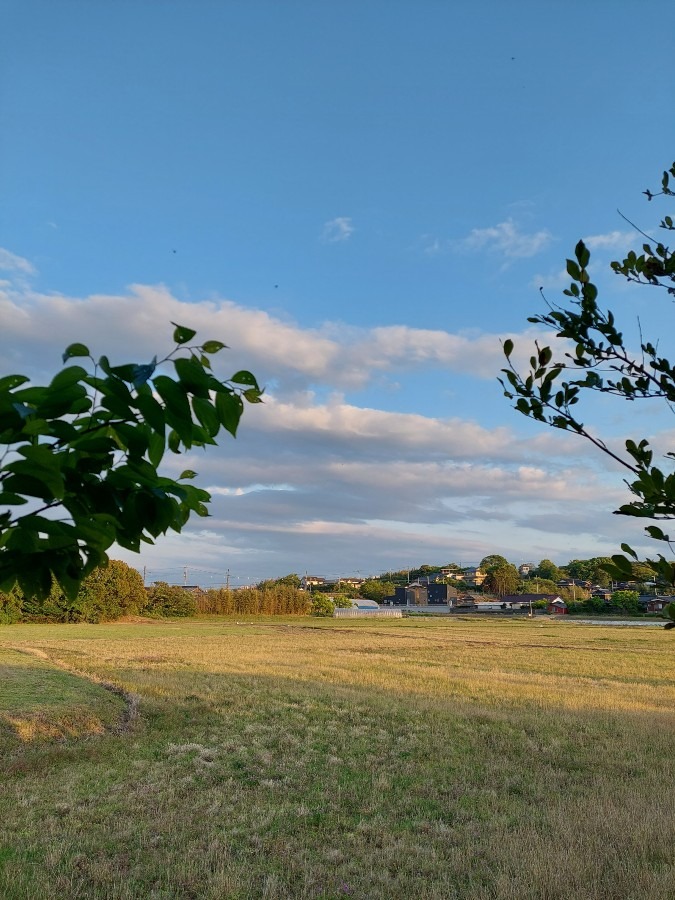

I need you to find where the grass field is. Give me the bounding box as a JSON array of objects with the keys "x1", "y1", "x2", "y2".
[{"x1": 1, "y1": 615, "x2": 675, "y2": 899}]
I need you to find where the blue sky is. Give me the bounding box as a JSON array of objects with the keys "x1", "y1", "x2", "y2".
[{"x1": 2, "y1": 1, "x2": 674, "y2": 586}]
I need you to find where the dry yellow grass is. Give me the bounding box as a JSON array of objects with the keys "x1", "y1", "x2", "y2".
[{"x1": 1, "y1": 615, "x2": 675, "y2": 898}]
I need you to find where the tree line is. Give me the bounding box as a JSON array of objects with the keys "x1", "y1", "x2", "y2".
[{"x1": 0, "y1": 561, "x2": 313, "y2": 623}]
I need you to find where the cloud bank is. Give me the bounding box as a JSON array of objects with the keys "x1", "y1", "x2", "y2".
[{"x1": 0, "y1": 258, "x2": 652, "y2": 584}]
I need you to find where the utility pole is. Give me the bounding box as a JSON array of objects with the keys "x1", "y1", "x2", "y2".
[
  {"x1": 143, "y1": 565, "x2": 147, "y2": 586},
  {"x1": 226, "y1": 568, "x2": 230, "y2": 590},
  {"x1": 183, "y1": 566, "x2": 188, "y2": 586}
]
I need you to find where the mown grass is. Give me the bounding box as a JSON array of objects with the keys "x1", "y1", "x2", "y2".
[{"x1": 1, "y1": 616, "x2": 675, "y2": 898}]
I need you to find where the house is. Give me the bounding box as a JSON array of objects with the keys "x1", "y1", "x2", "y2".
[
  {"x1": 385, "y1": 583, "x2": 462, "y2": 607},
  {"x1": 518, "y1": 563, "x2": 533, "y2": 576},
  {"x1": 301, "y1": 575, "x2": 326, "y2": 589},
  {"x1": 337, "y1": 576, "x2": 365, "y2": 588},
  {"x1": 444, "y1": 566, "x2": 487, "y2": 587},
  {"x1": 547, "y1": 598, "x2": 567, "y2": 614},
  {"x1": 647, "y1": 596, "x2": 675, "y2": 613}
]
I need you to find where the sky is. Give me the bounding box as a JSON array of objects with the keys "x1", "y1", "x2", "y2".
[{"x1": 1, "y1": 1, "x2": 674, "y2": 587}]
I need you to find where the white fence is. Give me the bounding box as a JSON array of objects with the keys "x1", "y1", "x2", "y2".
[{"x1": 333, "y1": 608, "x2": 403, "y2": 618}]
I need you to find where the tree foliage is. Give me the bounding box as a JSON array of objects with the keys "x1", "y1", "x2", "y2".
[
  {"x1": 0, "y1": 324, "x2": 262, "y2": 601},
  {"x1": 483, "y1": 563, "x2": 519, "y2": 596},
  {"x1": 531, "y1": 558, "x2": 562, "y2": 582},
  {"x1": 310, "y1": 594, "x2": 335, "y2": 617},
  {"x1": 500, "y1": 160, "x2": 675, "y2": 617},
  {"x1": 195, "y1": 584, "x2": 310, "y2": 616},
  {"x1": 143, "y1": 581, "x2": 198, "y2": 618},
  {"x1": 564, "y1": 557, "x2": 612, "y2": 586},
  {"x1": 359, "y1": 579, "x2": 396, "y2": 603},
  {"x1": 479, "y1": 554, "x2": 508, "y2": 571},
  {"x1": 0, "y1": 558, "x2": 145, "y2": 623}
]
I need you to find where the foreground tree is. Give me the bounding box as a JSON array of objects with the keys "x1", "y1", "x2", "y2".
[
  {"x1": 500, "y1": 160, "x2": 675, "y2": 624},
  {"x1": 0, "y1": 324, "x2": 262, "y2": 600}
]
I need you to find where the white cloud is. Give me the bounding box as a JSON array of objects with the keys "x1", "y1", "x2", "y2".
[
  {"x1": 458, "y1": 218, "x2": 553, "y2": 259},
  {"x1": 0, "y1": 282, "x2": 547, "y2": 388},
  {"x1": 0, "y1": 278, "x2": 651, "y2": 582},
  {"x1": 321, "y1": 216, "x2": 354, "y2": 243},
  {"x1": 0, "y1": 247, "x2": 36, "y2": 275},
  {"x1": 582, "y1": 230, "x2": 632, "y2": 251}
]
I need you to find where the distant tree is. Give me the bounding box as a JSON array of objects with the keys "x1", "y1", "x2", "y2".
[
  {"x1": 144, "y1": 582, "x2": 197, "y2": 618},
  {"x1": 359, "y1": 580, "x2": 395, "y2": 603},
  {"x1": 258, "y1": 573, "x2": 302, "y2": 590},
  {"x1": 557, "y1": 584, "x2": 591, "y2": 603},
  {"x1": 275, "y1": 573, "x2": 302, "y2": 589},
  {"x1": 517, "y1": 577, "x2": 559, "y2": 595},
  {"x1": 531, "y1": 559, "x2": 562, "y2": 582},
  {"x1": 311, "y1": 595, "x2": 335, "y2": 617},
  {"x1": 564, "y1": 558, "x2": 612, "y2": 587},
  {"x1": 0, "y1": 324, "x2": 262, "y2": 602},
  {"x1": 610, "y1": 590, "x2": 640, "y2": 615},
  {"x1": 480, "y1": 554, "x2": 510, "y2": 571},
  {"x1": 483, "y1": 563, "x2": 519, "y2": 596}
]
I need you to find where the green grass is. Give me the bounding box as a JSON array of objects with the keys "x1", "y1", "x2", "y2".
[{"x1": 1, "y1": 616, "x2": 675, "y2": 898}]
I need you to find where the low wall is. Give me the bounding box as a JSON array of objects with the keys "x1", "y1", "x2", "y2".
[{"x1": 333, "y1": 608, "x2": 403, "y2": 618}]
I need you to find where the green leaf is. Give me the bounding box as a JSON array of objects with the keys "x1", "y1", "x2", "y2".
[
  {"x1": 147, "y1": 429, "x2": 165, "y2": 468},
  {"x1": 62, "y1": 342, "x2": 90, "y2": 363},
  {"x1": 566, "y1": 259, "x2": 581, "y2": 281},
  {"x1": 153, "y1": 375, "x2": 192, "y2": 422},
  {"x1": 131, "y1": 358, "x2": 157, "y2": 388},
  {"x1": 134, "y1": 392, "x2": 165, "y2": 436},
  {"x1": 201, "y1": 340, "x2": 227, "y2": 354},
  {"x1": 179, "y1": 470, "x2": 197, "y2": 479},
  {"x1": 174, "y1": 357, "x2": 210, "y2": 396},
  {"x1": 609, "y1": 554, "x2": 633, "y2": 575},
  {"x1": 171, "y1": 322, "x2": 197, "y2": 345},
  {"x1": 192, "y1": 396, "x2": 220, "y2": 436},
  {"x1": 0, "y1": 492, "x2": 28, "y2": 505},
  {"x1": 0, "y1": 374, "x2": 30, "y2": 392},
  {"x1": 230, "y1": 370, "x2": 259, "y2": 388},
  {"x1": 620, "y1": 543, "x2": 638, "y2": 559},
  {"x1": 645, "y1": 525, "x2": 669, "y2": 542},
  {"x1": 168, "y1": 430, "x2": 181, "y2": 454},
  {"x1": 503, "y1": 339, "x2": 514, "y2": 358},
  {"x1": 574, "y1": 240, "x2": 590, "y2": 268},
  {"x1": 243, "y1": 388, "x2": 264, "y2": 404},
  {"x1": 50, "y1": 366, "x2": 89, "y2": 390},
  {"x1": 215, "y1": 391, "x2": 244, "y2": 437}
]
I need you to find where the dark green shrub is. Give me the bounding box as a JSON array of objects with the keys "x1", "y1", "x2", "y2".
[{"x1": 144, "y1": 582, "x2": 197, "y2": 618}]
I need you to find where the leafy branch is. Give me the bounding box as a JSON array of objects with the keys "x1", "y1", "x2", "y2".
[
  {"x1": 500, "y1": 161, "x2": 675, "y2": 618},
  {"x1": 0, "y1": 323, "x2": 263, "y2": 600}
]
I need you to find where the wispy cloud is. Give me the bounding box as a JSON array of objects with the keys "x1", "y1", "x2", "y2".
[
  {"x1": 582, "y1": 230, "x2": 632, "y2": 252},
  {"x1": 321, "y1": 216, "x2": 354, "y2": 243},
  {"x1": 458, "y1": 218, "x2": 553, "y2": 259},
  {"x1": 0, "y1": 247, "x2": 36, "y2": 275}
]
